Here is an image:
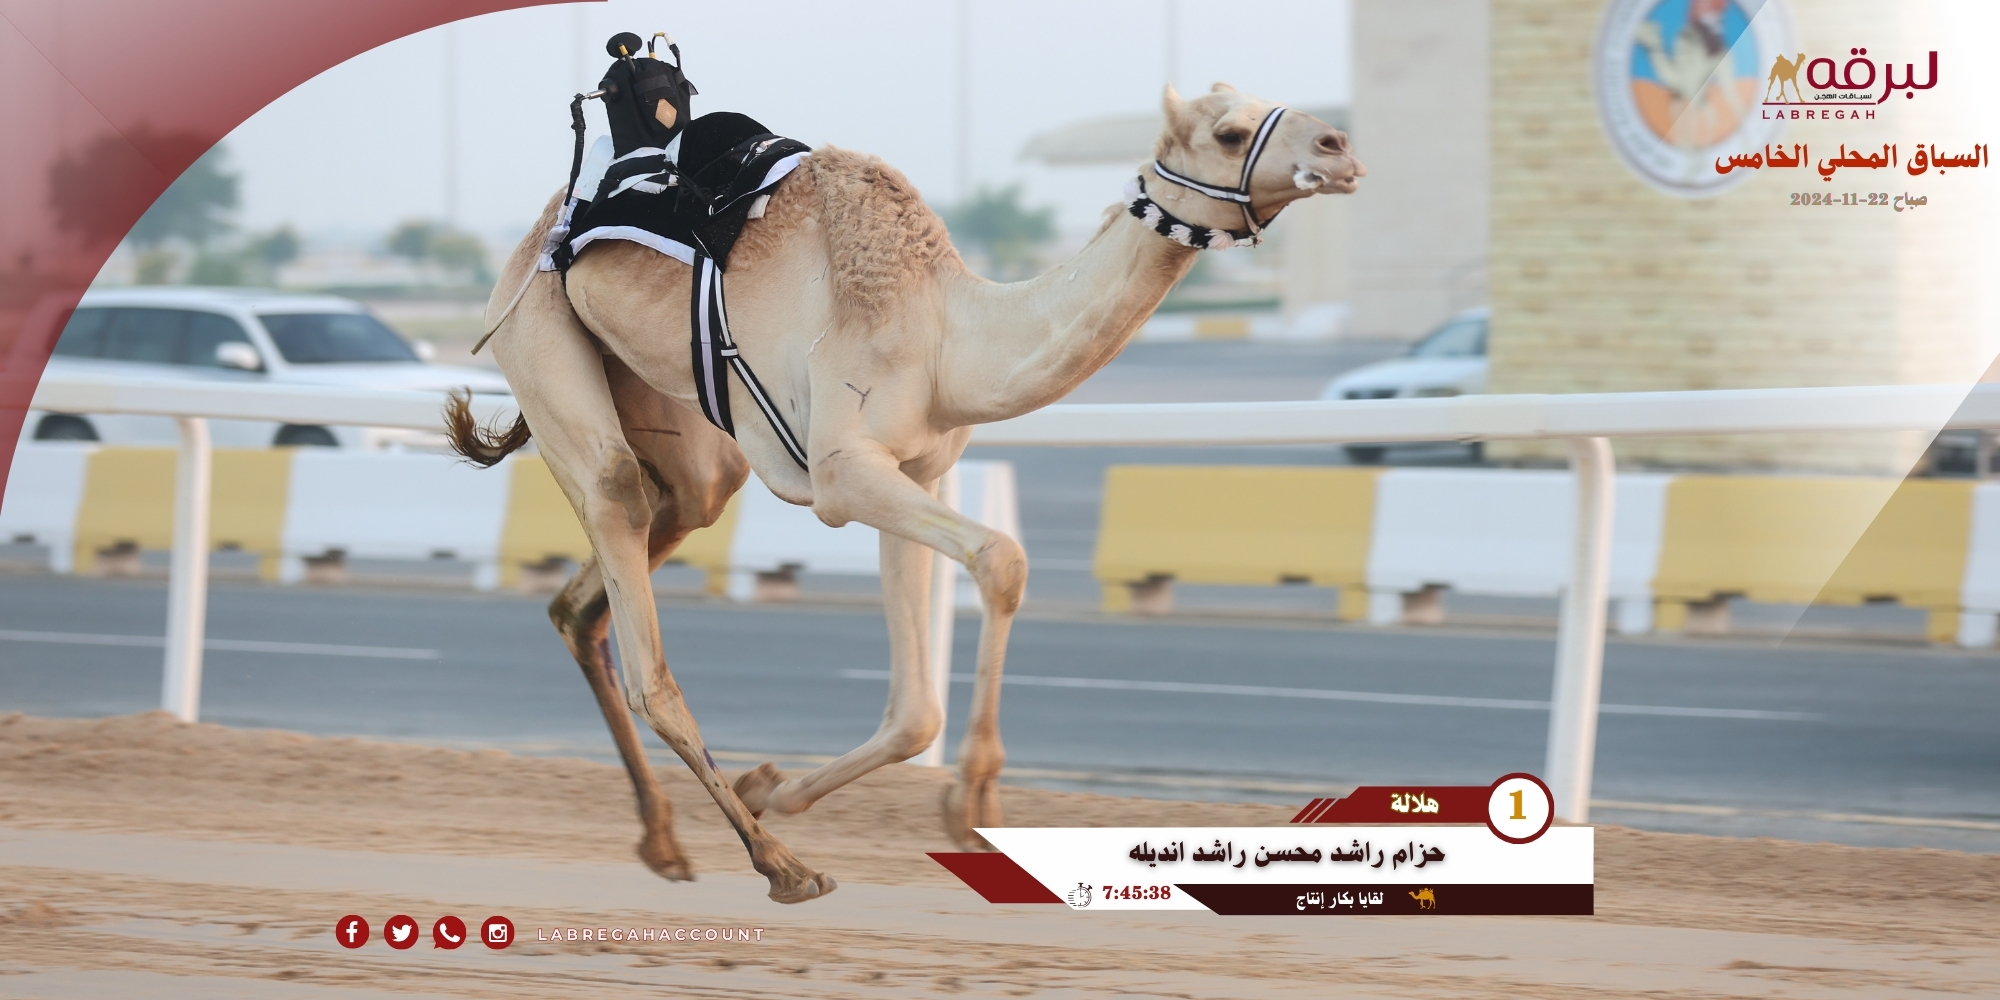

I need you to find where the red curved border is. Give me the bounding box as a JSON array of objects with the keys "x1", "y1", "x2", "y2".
[{"x1": 0, "y1": 0, "x2": 584, "y2": 494}]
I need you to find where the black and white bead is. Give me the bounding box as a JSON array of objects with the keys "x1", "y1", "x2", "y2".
[{"x1": 1123, "y1": 175, "x2": 1261, "y2": 250}]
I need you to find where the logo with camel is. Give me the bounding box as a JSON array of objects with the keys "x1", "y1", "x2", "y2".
[
  {"x1": 1409, "y1": 888, "x2": 1438, "y2": 911},
  {"x1": 1762, "y1": 48, "x2": 1939, "y2": 106}
]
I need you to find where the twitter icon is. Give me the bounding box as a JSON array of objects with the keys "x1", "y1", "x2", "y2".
[{"x1": 384, "y1": 914, "x2": 419, "y2": 951}]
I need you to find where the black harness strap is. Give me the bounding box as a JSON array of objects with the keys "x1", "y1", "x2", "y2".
[
  {"x1": 1147, "y1": 106, "x2": 1289, "y2": 241},
  {"x1": 690, "y1": 253, "x2": 809, "y2": 469}
]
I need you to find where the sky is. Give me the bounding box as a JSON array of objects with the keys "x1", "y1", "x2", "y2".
[{"x1": 222, "y1": 0, "x2": 1351, "y2": 251}]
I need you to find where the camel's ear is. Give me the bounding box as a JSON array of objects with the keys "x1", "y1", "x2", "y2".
[
  {"x1": 1210, "y1": 82, "x2": 1237, "y2": 94},
  {"x1": 1161, "y1": 84, "x2": 1194, "y2": 148}
]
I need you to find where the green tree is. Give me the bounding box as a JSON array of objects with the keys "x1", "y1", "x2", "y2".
[
  {"x1": 185, "y1": 251, "x2": 245, "y2": 286},
  {"x1": 386, "y1": 219, "x2": 440, "y2": 261},
  {"x1": 941, "y1": 185, "x2": 1057, "y2": 280},
  {"x1": 384, "y1": 219, "x2": 488, "y2": 284},
  {"x1": 134, "y1": 248, "x2": 178, "y2": 285},
  {"x1": 426, "y1": 231, "x2": 490, "y2": 283},
  {"x1": 246, "y1": 226, "x2": 301, "y2": 270},
  {"x1": 126, "y1": 143, "x2": 239, "y2": 249},
  {"x1": 47, "y1": 126, "x2": 224, "y2": 251}
]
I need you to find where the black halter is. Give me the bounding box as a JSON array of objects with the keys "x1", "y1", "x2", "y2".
[{"x1": 1142, "y1": 105, "x2": 1289, "y2": 247}]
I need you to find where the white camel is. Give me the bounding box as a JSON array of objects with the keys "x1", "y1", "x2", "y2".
[{"x1": 450, "y1": 83, "x2": 1363, "y2": 903}]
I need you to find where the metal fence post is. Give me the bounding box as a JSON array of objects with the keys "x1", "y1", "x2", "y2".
[
  {"x1": 1545, "y1": 435, "x2": 1614, "y2": 822},
  {"x1": 915, "y1": 464, "x2": 962, "y2": 766},
  {"x1": 161, "y1": 416, "x2": 212, "y2": 722}
]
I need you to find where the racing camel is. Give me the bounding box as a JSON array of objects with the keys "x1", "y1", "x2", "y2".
[{"x1": 450, "y1": 83, "x2": 1364, "y2": 903}]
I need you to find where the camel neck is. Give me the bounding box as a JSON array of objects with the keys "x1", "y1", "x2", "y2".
[{"x1": 936, "y1": 208, "x2": 1197, "y2": 425}]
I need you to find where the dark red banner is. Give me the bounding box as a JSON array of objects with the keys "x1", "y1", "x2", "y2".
[
  {"x1": 1176, "y1": 883, "x2": 1592, "y2": 916},
  {"x1": 0, "y1": 0, "x2": 577, "y2": 495},
  {"x1": 927, "y1": 852, "x2": 1063, "y2": 904},
  {"x1": 1290, "y1": 786, "x2": 1489, "y2": 824}
]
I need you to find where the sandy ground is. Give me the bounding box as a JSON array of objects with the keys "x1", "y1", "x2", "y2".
[{"x1": 1, "y1": 712, "x2": 1996, "y2": 998}]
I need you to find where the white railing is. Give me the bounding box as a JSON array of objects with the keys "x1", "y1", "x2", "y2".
[{"x1": 26, "y1": 373, "x2": 2000, "y2": 822}]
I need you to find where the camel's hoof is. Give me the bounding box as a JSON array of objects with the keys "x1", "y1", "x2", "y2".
[
  {"x1": 942, "y1": 781, "x2": 1001, "y2": 852},
  {"x1": 766, "y1": 870, "x2": 838, "y2": 905},
  {"x1": 732, "y1": 761, "x2": 786, "y2": 819},
  {"x1": 636, "y1": 835, "x2": 694, "y2": 882}
]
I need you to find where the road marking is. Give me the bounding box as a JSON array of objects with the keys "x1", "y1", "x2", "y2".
[
  {"x1": 838, "y1": 669, "x2": 1816, "y2": 721},
  {"x1": 0, "y1": 629, "x2": 441, "y2": 660}
]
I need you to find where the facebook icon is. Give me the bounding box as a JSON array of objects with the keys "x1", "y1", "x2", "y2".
[{"x1": 335, "y1": 914, "x2": 370, "y2": 949}]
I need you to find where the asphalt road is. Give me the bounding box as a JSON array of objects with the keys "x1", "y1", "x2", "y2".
[{"x1": 3, "y1": 573, "x2": 1996, "y2": 853}]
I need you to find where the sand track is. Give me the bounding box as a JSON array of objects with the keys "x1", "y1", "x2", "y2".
[{"x1": 1, "y1": 712, "x2": 1996, "y2": 997}]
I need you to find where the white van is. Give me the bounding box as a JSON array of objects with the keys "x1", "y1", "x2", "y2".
[{"x1": 29, "y1": 286, "x2": 510, "y2": 449}]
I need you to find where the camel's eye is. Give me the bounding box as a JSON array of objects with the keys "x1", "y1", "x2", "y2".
[{"x1": 1215, "y1": 129, "x2": 1248, "y2": 150}]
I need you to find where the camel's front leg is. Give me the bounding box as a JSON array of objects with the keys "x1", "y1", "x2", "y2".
[
  {"x1": 776, "y1": 448, "x2": 1023, "y2": 851},
  {"x1": 734, "y1": 488, "x2": 945, "y2": 816}
]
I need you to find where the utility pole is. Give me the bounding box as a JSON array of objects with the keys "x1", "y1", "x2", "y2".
[
  {"x1": 955, "y1": 0, "x2": 972, "y2": 203},
  {"x1": 443, "y1": 24, "x2": 459, "y2": 229}
]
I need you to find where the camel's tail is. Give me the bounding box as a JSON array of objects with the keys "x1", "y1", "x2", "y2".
[{"x1": 444, "y1": 388, "x2": 532, "y2": 468}]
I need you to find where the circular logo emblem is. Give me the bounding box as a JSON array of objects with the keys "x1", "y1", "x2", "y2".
[
  {"x1": 1594, "y1": 0, "x2": 1796, "y2": 196},
  {"x1": 1485, "y1": 772, "x2": 1555, "y2": 844}
]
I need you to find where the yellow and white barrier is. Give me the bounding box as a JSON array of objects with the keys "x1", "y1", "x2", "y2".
[
  {"x1": 0, "y1": 443, "x2": 95, "y2": 573},
  {"x1": 1652, "y1": 476, "x2": 1975, "y2": 643},
  {"x1": 278, "y1": 450, "x2": 511, "y2": 587},
  {"x1": 1, "y1": 443, "x2": 1015, "y2": 600},
  {"x1": 1093, "y1": 464, "x2": 2000, "y2": 646},
  {"x1": 1364, "y1": 469, "x2": 1673, "y2": 632},
  {"x1": 1094, "y1": 466, "x2": 1381, "y2": 616}
]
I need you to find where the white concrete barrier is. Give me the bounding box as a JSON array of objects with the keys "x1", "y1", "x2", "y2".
[
  {"x1": 278, "y1": 451, "x2": 513, "y2": 589},
  {"x1": 0, "y1": 442, "x2": 96, "y2": 573},
  {"x1": 1363, "y1": 469, "x2": 1671, "y2": 632},
  {"x1": 722, "y1": 460, "x2": 1020, "y2": 606}
]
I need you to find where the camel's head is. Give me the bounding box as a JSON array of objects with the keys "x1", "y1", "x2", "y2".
[{"x1": 1152, "y1": 83, "x2": 1364, "y2": 232}]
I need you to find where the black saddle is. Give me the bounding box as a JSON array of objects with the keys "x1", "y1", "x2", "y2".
[{"x1": 561, "y1": 112, "x2": 810, "y2": 270}]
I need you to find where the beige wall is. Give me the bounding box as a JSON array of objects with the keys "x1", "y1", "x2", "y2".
[
  {"x1": 1278, "y1": 192, "x2": 1351, "y2": 320},
  {"x1": 1349, "y1": 0, "x2": 1491, "y2": 341},
  {"x1": 1487, "y1": 0, "x2": 1996, "y2": 473}
]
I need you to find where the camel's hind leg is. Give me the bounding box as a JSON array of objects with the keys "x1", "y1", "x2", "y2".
[
  {"x1": 549, "y1": 558, "x2": 690, "y2": 878},
  {"x1": 492, "y1": 283, "x2": 831, "y2": 903},
  {"x1": 547, "y1": 358, "x2": 747, "y2": 881}
]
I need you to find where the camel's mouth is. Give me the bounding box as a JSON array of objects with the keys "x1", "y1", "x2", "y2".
[{"x1": 1293, "y1": 162, "x2": 1361, "y2": 194}]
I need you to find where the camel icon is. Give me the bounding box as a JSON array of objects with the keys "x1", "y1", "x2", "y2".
[
  {"x1": 1765, "y1": 52, "x2": 1806, "y2": 103},
  {"x1": 1409, "y1": 888, "x2": 1437, "y2": 910}
]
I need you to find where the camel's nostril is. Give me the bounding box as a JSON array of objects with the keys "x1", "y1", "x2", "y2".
[{"x1": 1316, "y1": 134, "x2": 1345, "y2": 154}]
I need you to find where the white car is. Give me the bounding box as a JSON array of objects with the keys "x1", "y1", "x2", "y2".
[
  {"x1": 1318, "y1": 306, "x2": 1488, "y2": 464},
  {"x1": 29, "y1": 286, "x2": 510, "y2": 449}
]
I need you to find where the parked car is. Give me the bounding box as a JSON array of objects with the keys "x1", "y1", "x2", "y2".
[
  {"x1": 1318, "y1": 306, "x2": 1488, "y2": 464},
  {"x1": 28, "y1": 287, "x2": 510, "y2": 449}
]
